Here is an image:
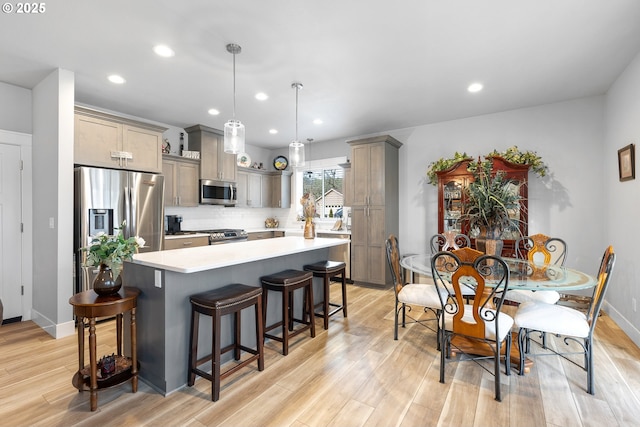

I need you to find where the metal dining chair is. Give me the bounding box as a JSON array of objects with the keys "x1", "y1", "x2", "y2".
[
  {"x1": 504, "y1": 234, "x2": 568, "y2": 305},
  {"x1": 386, "y1": 235, "x2": 442, "y2": 342},
  {"x1": 515, "y1": 246, "x2": 615, "y2": 395},
  {"x1": 430, "y1": 231, "x2": 475, "y2": 301},
  {"x1": 431, "y1": 247, "x2": 513, "y2": 401}
]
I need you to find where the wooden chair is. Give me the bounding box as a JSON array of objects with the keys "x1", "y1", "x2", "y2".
[
  {"x1": 504, "y1": 234, "x2": 568, "y2": 305},
  {"x1": 431, "y1": 247, "x2": 513, "y2": 402},
  {"x1": 515, "y1": 246, "x2": 615, "y2": 395},
  {"x1": 430, "y1": 232, "x2": 475, "y2": 301},
  {"x1": 385, "y1": 235, "x2": 442, "y2": 342},
  {"x1": 429, "y1": 231, "x2": 471, "y2": 253}
]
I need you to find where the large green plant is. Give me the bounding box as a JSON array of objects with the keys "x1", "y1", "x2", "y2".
[
  {"x1": 463, "y1": 162, "x2": 522, "y2": 240},
  {"x1": 426, "y1": 146, "x2": 547, "y2": 185}
]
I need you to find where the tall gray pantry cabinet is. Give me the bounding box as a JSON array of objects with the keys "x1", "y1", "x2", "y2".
[{"x1": 348, "y1": 135, "x2": 402, "y2": 286}]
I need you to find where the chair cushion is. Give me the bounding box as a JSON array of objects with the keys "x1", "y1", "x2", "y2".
[
  {"x1": 398, "y1": 283, "x2": 443, "y2": 309},
  {"x1": 444, "y1": 306, "x2": 514, "y2": 342},
  {"x1": 514, "y1": 301, "x2": 589, "y2": 338},
  {"x1": 504, "y1": 289, "x2": 560, "y2": 305}
]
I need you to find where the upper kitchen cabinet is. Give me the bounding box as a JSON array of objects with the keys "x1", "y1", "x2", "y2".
[
  {"x1": 185, "y1": 124, "x2": 236, "y2": 182},
  {"x1": 162, "y1": 155, "x2": 199, "y2": 207},
  {"x1": 270, "y1": 170, "x2": 292, "y2": 208},
  {"x1": 236, "y1": 168, "x2": 291, "y2": 208},
  {"x1": 236, "y1": 168, "x2": 269, "y2": 208},
  {"x1": 74, "y1": 106, "x2": 166, "y2": 173},
  {"x1": 348, "y1": 135, "x2": 402, "y2": 287}
]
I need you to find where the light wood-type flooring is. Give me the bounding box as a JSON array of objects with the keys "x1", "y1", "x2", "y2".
[{"x1": 2, "y1": 283, "x2": 640, "y2": 426}]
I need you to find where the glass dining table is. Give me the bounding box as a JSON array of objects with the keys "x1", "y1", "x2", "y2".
[
  {"x1": 400, "y1": 253, "x2": 598, "y2": 372},
  {"x1": 400, "y1": 254, "x2": 598, "y2": 292}
]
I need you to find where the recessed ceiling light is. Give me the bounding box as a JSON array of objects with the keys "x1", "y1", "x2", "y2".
[
  {"x1": 468, "y1": 83, "x2": 483, "y2": 93},
  {"x1": 313, "y1": 119, "x2": 323, "y2": 125},
  {"x1": 108, "y1": 75, "x2": 126, "y2": 84},
  {"x1": 153, "y1": 44, "x2": 175, "y2": 58},
  {"x1": 208, "y1": 108, "x2": 220, "y2": 115},
  {"x1": 255, "y1": 92, "x2": 268, "y2": 101},
  {"x1": 269, "y1": 129, "x2": 278, "y2": 134}
]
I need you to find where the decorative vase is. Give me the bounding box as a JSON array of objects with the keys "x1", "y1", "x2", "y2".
[
  {"x1": 475, "y1": 226, "x2": 504, "y2": 256},
  {"x1": 303, "y1": 217, "x2": 315, "y2": 239},
  {"x1": 93, "y1": 263, "x2": 122, "y2": 296}
]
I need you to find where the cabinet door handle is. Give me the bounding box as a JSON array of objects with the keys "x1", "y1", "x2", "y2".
[{"x1": 177, "y1": 196, "x2": 181, "y2": 205}]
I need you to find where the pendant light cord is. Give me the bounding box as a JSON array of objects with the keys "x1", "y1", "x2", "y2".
[{"x1": 232, "y1": 50, "x2": 236, "y2": 120}]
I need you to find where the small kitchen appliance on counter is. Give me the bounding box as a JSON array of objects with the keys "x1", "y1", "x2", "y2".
[{"x1": 165, "y1": 215, "x2": 183, "y2": 235}]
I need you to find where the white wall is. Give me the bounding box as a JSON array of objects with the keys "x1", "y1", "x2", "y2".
[
  {"x1": 389, "y1": 97, "x2": 606, "y2": 276},
  {"x1": 0, "y1": 82, "x2": 32, "y2": 133},
  {"x1": 603, "y1": 50, "x2": 640, "y2": 344},
  {"x1": 31, "y1": 69, "x2": 75, "y2": 338}
]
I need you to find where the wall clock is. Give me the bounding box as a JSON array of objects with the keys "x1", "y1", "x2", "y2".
[{"x1": 273, "y1": 155, "x2": 288, "y2": 170}]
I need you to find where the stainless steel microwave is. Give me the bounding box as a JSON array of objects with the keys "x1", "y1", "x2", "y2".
[{"x1": 200, "y1": 179, "x2": 236, "y2": 206}]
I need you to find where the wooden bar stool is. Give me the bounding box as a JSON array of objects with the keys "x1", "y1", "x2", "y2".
[
  {"x1": 261, "y1": 269, "x2": 315, "y2": 355},
  {"x1": 187, "y1": 284, "x2": 264, "y2": 402},
  {"x1": 304, "y1": 261, "x2": 348, "y2": 329}
]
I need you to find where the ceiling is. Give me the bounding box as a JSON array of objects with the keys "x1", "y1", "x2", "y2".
[{"x1": 2, "y1": 0, "x2": 640, "y2": 149}]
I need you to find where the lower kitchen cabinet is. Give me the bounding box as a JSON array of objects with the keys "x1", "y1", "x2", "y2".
[
  {"x1": 350, "y1": 205, "x2": 387, "y2": 285},
  {"x1": 247, "y1": 230, "x2": 285, "y2": 240},
  {"x1": 163, "y1": 235, "x2": 209, "y2": 250},
  {"x1": 162, "y1": 155, "x2": 199, "y2": 207}
]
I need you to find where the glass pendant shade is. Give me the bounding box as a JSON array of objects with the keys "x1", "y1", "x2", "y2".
[
  {"x1": 224, "y1": 43, "x2": 245, "y2": 154},
  {"x1": 289, "y1": 82, "x2": 305, "y2": 167},
  {"x1": 224, "y1": 119, "x2": 245, "y2": 154},
  {"x1": 289, "y1": 140, "x2": 305, "y2": 167}
]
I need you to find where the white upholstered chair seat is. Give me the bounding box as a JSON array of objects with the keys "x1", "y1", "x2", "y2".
[
  {"x1": 398, "y1": 283, "x2": 444, "y2": 308},
  {"x1": 515, "y1": 301, "x2": 589, "y2": 338},
  {"x1": 444, "y1": 306, "x2": 514, "y2": 342},
  {"x1": 504, "y1": 289, "x2": 560, "y2": 305}
]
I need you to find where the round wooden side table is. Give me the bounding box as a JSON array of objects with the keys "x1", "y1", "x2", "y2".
[{"x1": 69, "y1": 287, "x2": 140, "y2": 411}]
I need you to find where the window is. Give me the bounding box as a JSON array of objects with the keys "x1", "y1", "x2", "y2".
[{"x1": 302, "y1": 166, "x2": 344, "y2": 218}]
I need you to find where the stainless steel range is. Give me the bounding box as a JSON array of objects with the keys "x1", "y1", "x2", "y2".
[{"x1": 202, "y1": 229, "x2": 248, "y2": 245}]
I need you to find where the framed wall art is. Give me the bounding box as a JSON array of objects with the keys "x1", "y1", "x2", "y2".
[{"x1": 618, "y1": 143, "x2": 635, "y2": 182}]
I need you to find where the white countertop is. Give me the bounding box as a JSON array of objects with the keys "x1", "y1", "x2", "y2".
[{"x1": 132, "y1": 236, "x2": 349, "y2": 274}]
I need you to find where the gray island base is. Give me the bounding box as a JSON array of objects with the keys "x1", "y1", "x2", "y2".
[{"x1": 124, "y1": 236, "x2": 349, "y2": 395}]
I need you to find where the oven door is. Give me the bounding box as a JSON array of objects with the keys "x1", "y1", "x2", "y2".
[{"x1": 200, "y1": 180, "x2": 236, "y2": 206}]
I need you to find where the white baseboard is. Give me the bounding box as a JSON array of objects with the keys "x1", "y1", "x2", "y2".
[
  {"x1": 31, "y1": 309, "x2": 75, "y2": 339},
  {"x1": 603, "y1": 301, "x2": 640, "y2": 348}
]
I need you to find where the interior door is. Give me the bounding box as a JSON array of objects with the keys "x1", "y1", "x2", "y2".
[{"x1": 0, "y1": 143, "x2": 22, "y2": 321}]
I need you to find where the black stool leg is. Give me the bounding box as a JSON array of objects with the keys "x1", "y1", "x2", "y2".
[
  {"x1": 323, "y1": 274, "x2": 330, "y2": 329},
  {"x1": 234, "y1": 310, "x2": 241, "y2": 360},
  {"x1": 341, "y1": 270, "x2": 348, "y2": 317},
  {"x1": 255, "y1": 297, "x2": 265, "y2": 371},
  {"x1": 188, "y1": 309, "x2": 199, "y2": 386},
  {"x1": 212, "y1": 309, "x2": 221, "y2": 401},
  {"x1": 282, "y1": 287, "x2": 290, "y2": 356},
  {"x1": 307, "y1": 278, "x2": 316, "y2": 338}
]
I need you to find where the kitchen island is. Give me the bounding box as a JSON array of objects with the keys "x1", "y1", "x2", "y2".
[{"x1": 123, "y1": 236, "x2": 349, "y2": 395}]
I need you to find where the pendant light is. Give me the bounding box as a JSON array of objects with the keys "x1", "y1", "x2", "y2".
[
  {"x1": 289, "y1": 82, "x2": 305, "y2": 167},
  {"x1": 223, "y1": 43, "x2": 245, "y2": 154}
]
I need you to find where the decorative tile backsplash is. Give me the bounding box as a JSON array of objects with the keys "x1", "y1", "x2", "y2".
[{"x1": 164, "y1": 205, "x2": 293, "y2": 231}]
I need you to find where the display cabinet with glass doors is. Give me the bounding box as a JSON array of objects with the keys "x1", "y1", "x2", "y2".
[{"x1": 436, "y1": 156, "x2": 529, "y2": 256}]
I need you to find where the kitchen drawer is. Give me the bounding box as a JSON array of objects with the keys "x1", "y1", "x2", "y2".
[
  {"x1": 247, "y1": 230, "x2": 284, "y2": 241},
  {"x1": 163, "y1": 235, "x2": 209, "y2": 250}
]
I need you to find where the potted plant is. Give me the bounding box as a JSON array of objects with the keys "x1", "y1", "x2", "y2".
[
  {"x1": 463, "y1": 161, "x2": 523, "y2": 254},
  {"x1": 426, "y1": 146, "x2": 547, "y2": 186},
  {"x1": 82, "y1": 221, "x2": 145, "y2": 295}
]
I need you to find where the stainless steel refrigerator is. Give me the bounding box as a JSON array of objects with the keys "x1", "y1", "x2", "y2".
[{"x1": 74, "y1": 166, "x2": 164, "y2": 293}]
